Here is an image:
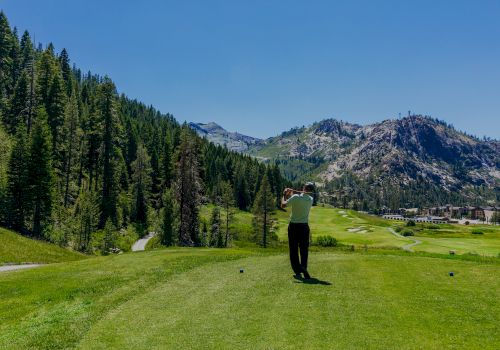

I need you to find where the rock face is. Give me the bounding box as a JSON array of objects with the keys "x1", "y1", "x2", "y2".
[
  {"x1": 247, "y1": 116, "x2": 499, "y2": 190},
  {"x1": 189, "y1": 116, "x2": 499, "y2": 193},
  {"x1": 189, "y1": 122, "x2": 261, "y2": 152}
]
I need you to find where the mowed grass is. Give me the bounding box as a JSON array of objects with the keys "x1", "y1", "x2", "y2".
[
  {"x1": 277, "y1": 206, "x2": 413, "y2": 248},
  {"x1": 0, "y1": 248, "x2": 256, "y2": 349},
  {"x1": 77, "y1": 253, "x2": 499, "y2": 349},
  {"x1": 0, "y1": 227, "x2": 85, "y2": 264},
  {"x1": 275, "y1": 206, "x2": 500, "y2": 256},
  {"x1": 1, "y1": 247, "x2": 499, "y2": 349}
]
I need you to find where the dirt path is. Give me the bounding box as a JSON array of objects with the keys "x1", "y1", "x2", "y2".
[
  {"x1": 0, "y1": 264, "x2": 42, "y2": 272},
  {"x1": 388, "y1": 228, "x2": 422, "y2": 252},
  {"x1": 131, "y1": 232, "x2": 156, "y2": 252}
]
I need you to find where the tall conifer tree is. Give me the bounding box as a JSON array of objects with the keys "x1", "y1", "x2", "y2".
[
  {"x1": 174, "y1": 127, "x2": 201, "y2": 246},
  {"x1": 252, "y1": 174, "x2": 276, "y2": 248},
  {"x1": 98, "y1": 78, "x2": 119, "y2": 227},
  {"x1": 6, "y1": 123, "x2": 29, "y2": 231},
  {"x1": 28, "y1": 107, "x2": 55, "y2": 238},
  {"x1": 131, "y1": 144, "x2": 152, "y2": 225}
]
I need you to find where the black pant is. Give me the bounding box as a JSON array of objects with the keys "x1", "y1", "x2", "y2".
[{"x1": 288, "y1": 223, "x2": 310, "y2": 274}]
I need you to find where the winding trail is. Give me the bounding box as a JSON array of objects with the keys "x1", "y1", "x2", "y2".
[
  {"x1": 0, "y1": 264, "x2": 42, "y2": 272},
  {"x1": 388, "y1": 228, "x2": 422, "y2": 252},
  {"x1": 131, "y1": 232, "x2": 156, "y2": 252}
]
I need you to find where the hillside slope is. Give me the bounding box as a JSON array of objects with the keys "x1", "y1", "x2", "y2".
[{"x1": 0, "y1": 227, "x2": 85, "y2": 264}]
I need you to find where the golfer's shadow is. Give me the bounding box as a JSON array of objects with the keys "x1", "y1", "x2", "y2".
[{"x1": 293, "y1": 275, "x2": 332, "y2": 285}]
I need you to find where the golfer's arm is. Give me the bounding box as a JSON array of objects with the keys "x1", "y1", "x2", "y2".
[
  {"x1": 281, "y1": 192, "x2": 290, "y2": 209},
  {"x1": 281, "y1": 196, "x2": 287, "y2": 209}
]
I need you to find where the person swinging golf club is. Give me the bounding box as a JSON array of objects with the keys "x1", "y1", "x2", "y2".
[{"x1": 281, "y1": 182, "x2": 315, "y2": 280}]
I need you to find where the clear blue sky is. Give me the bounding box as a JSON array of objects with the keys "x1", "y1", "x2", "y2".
[{"x1": 2, "y1": 0, "x2": 499, "y2": 138}]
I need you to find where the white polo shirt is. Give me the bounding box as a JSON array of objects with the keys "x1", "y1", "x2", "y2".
[{"x1": 285, "y1": 193, "x2": 313, "y2": 223}]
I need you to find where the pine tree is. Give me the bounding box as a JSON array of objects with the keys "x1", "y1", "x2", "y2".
[
  {"x1": 252, "y1": 174, "x2": 276, "y2": 248},
  {"x1": 98, "y1": 78, "x2": 119, "y2": 227},
  {"x1": 160, "y1": 189, "x2": 175, "y2": 246},
  {"x1": 28, "y1": 107, "x2": 55, "y2": 238},
  {"x1": 220, "y1": 181, "x2": 235, "y2": 246},
  {"x1": 150, "y1": 147, "x2": 161, "y2": 208},
  {"x1": 7, "y1": 70, "x2": 29, "y2": 133},
  {"x1": 102, "y1": 218, "x2": 116, "y2": 255},
  {"x1": 47, "y1": 71, "x2": 67, "y2": 168},
  {"x1": 58, "y1": 48, "x2": 72, "y2": 96},
  {"x1": 209, "y1": 205, "x2": 222, "y2": 247},
  {"x1": 6, "y1": 123, "x2": 29, "y2": 231},
  {"x1": 0, "y1": 12, "x2": 15, "y2": 115},
  {"x1": 19, "y1": 31, "x2": 36, "y2": 133},
  {"x1": 74, "y1": 189, "x2": 100, "y2": 252},
  {"x1": 62, "y1": 92, "x2": 80, "y2": 207},
  {"x1": 174, "y1": 127, "x2": 201, "y2": 246},
  {"x1": 131, "y1": 144, "x2": 152, "y2": 225},
  {"x1": 161, "y1": 136, "x2": 173, "y2": 190},
  {"x1": 37, "y1": 46, "x2": 56, "y2": 109},
  {"x1": 19, "y1": 30, "x2": 34, "y2": 72},
  {"x1": 0, "y1": 124, "x2": 12, "y2": 223},
  {"x1": 234, "y1": 165, "x2": 251, "y2": 210}
]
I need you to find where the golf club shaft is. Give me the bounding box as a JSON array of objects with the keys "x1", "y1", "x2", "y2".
[{"x1": 286, "y1": 188, "x2": 313, "y2": 194}]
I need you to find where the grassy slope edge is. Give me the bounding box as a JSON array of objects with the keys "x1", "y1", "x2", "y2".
[{"x1": 0, "y1": 227, "x2": 86, "y2": 264}]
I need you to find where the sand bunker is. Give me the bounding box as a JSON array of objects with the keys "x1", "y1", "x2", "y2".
[{"x1": 347, "y1": 226, "x2": 368, "y2": 233}]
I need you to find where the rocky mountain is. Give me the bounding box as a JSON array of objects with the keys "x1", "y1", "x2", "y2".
[
  {"x1": 189, "y1": 116, "x2": 499, "y2": 203},
  {"x1": 246, "y1": 116, "x2": 499, "y2": 197},
  {"x1": 189, "y1": 122, "x2": 261, "y2": 152}
]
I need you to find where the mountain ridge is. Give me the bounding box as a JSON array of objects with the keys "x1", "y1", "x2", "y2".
[{"x1": 192, "y1": 115, "x2": 499, "y2": 204}]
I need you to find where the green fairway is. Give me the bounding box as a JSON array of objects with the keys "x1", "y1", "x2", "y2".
[
  {"x1": 1, "y1": 248, "x2": 498, "y2": 349},
  {"x1": 277, "y1": 206, "x2": 414, "y2": 248},
  {"x1": 0, "y1": 227, "x2": 86, "y2": 264},
  {"x1": 275, "y1": 206, "x2": 500, "y2": 257}
]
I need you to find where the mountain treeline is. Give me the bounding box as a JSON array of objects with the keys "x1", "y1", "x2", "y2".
[{"x1": 0, "y1": 12, "x2": 286, "y2": 251}]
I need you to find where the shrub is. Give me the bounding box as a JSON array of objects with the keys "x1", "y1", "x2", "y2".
[
  {"x1": 395, "y1": 226, "x2": 402, "y2": 232},
  {"x1": 406, "y1": 220, "x2": 416, "y2": 227},
  {"x1": 471, "y1": 229, "x2": 483, "y2": 235},
  {"x1": 402, "y1": 230, "x2": 414, "y2": 237},
  {"x1": 315, "y1": 235, "x2": 338, "y2": 247}
]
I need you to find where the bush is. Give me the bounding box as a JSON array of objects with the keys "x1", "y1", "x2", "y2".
[
  {"x1": 402, "y1": 230, "x2": 414, "y2": 237},
  {"x1": 471, "y1": 229, "x2": 484, "y2": 235},
  {"x1": 315, "y1": 235, "x2": 338, "y2": 247},
  {"x1": 406, "y1": 220, "x2": 416, "y2": 227},
  {"x1": 394, "y1": 226, "x2": 402, "y2": 232}
]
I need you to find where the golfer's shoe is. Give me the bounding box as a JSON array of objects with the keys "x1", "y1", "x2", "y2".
[
  {"x1": 293, "y1": 273, "x2": 303, "y2": 280},
  {"x1": 301, "y1": 268, "x2": 311, "y2": 280}
]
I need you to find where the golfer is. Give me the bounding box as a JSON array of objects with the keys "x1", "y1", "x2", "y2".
[{"x1": 281, "y1": 182, "x2": 315, "y2": 279}]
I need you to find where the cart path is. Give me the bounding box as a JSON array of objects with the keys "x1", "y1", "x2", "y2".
[
  {"x1": 0, "y1": 264, "x2": 42, "y2": 272},
  {"x1": 388, "y1": 228, "x2": 422, "y2": 252},
  {"x1": 131, "y1": 232, "x2": 156, "y2": 252}
]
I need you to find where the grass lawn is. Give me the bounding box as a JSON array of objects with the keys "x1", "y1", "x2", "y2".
[
  {"x1": 0, "y1": 227, "x2": 86, "y2": 264},
  {"x1": 276, "y1": 206, "x2": 414, "y2": 248},
  {"x1": 273, "y1": 206, "x2": 500, "y2": 257},
  {"x1": 0, "y1": 248, "x2": 257, "y2": 349},
  {"x1": 1, "y1": 248, "x2": 498, "y2": 349}
]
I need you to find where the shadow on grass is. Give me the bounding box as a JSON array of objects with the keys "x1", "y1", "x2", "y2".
[{"x1": 293, "y1": 275, "x2": 332, "y2": 285}]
